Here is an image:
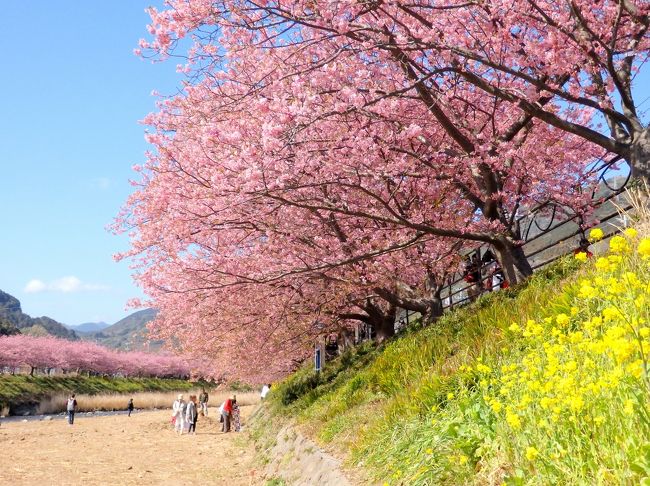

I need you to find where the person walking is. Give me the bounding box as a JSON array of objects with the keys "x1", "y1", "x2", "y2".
[
  {"x1": 198, "y1": 388, "x2": 209, "y2": 416},
  {"x1": 260, "y1": 384, "x2": 271, "y2": 400},
  {"x1": 186, "y1": 395, "x2": 198, "y2": 434},
  {"x1": 221, "y1": 396, "x2": 233, "y2": 433},
  {"x1": 172, "y1": 394, "x2": 186, "y2": 434},
  {"x1": 127, "y1": 398, "x2": 134, "y2": 417},
  {"x1": 66, "y1": 393, "x2": 77, "y2": 426}
]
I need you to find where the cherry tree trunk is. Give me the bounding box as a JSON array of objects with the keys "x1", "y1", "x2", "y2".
[
  {"x1": 374, "y1": 316, "x2": 395, "y2": 342},
  {"x1": 631, "y1": 127, "x2": 650, "y2": 190},
  {"x1": 422, "y1": 296, "x2": 444, "y2": 326},
  {"x1": 492, "y1": 237, "x2": 533, "y2": 286},
  {"x1": 339, "y1": 328, "x2": 355, "y2": 351}
]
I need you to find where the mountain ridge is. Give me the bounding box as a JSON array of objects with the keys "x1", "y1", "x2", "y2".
[
  {"x1": 0, "y1": 290, "x2": 159, "y2": 349},
  {"x1": 82, "y1": 308, "x2": 160, "y2": 351},
  {"x1": 67, "y1": 321, "x2": 110, "y2": 333},
  {"x1": 0, "y1": 290, "x2": 78, "y2": 340}
]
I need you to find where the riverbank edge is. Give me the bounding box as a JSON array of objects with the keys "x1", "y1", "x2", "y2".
[
  {"x1": 248, "y1": 403, "x2": 366, "y2": 486},
  {"x1": 0, "y1": 374, "x2": 202, "y2": 416}
]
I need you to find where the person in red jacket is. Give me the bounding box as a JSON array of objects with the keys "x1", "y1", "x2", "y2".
[{"x1": 221, "y1": 396, "x2": 234, "y2": 433}]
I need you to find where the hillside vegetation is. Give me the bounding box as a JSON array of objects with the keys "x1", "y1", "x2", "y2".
[
  {"x1": 0, "y1": 374, "x2": 196, "y2": 411},
  {"x1": 83, "y1": 308, "x2": 160, "y2": 350},
  {"x1": 260, "y1": 225, "x2": 650, "y2": 485}
]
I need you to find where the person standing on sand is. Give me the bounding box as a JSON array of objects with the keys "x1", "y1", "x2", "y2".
[
  {"x1": 127, "y1": 398, "x2": 134, "y2": 417},
  {"x1": 186, "y1": 395, "x2": 198, "y2": 434},
  {"x1": 172, "y1": 394, "x2": 186, "y2": 434},
  {"x1": 198, "y1": 388, "x2": 209, "y2": 416},
  {"x1": 221, "y1": 396, "x2": 233, "y2": 433},
  {"x1": 66, "y1": 394, "x2": 77, "y2": 426}
]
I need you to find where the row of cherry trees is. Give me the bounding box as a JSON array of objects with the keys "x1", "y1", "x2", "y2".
[
  {"x1": 0, "y1": 335, "x2": 212, "y2": 379},
  {"x1": 114, "y1": 0, "x2": 649, "y2": 382}
]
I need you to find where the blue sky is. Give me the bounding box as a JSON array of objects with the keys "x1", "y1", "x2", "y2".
[{"x1": 0, "y1": 2, "x2": 178, "y2": 326}]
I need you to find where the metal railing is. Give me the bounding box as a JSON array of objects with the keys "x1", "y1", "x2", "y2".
[{"x1": 437, "y1": 155, "x2": 633, "y2": 309}]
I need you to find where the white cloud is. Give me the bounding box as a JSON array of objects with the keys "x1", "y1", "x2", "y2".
[
  {"x1": 24, "y1": 276, "x2": 110, "y2": 293},
  {"x1": 50, "y1": 276, "x2": 82, "y2": 292},
  {"x1": 24, "y1": 279, "x2": 47, "y2": 293}
]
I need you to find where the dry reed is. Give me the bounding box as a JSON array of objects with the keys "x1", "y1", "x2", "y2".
[{"x1": 37, "y1": 390, "x2": 259, "y2": 414}]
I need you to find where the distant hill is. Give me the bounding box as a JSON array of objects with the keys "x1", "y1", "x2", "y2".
[
  {"x1": 0, "y1": 290, "x2": 78, "y2": 340},
  {"x1": 69, "y1": 321, "x2": 110, "y2": 333},
  {"x1": 83, "y1": 309, "x2": 160, "y2": 351}
]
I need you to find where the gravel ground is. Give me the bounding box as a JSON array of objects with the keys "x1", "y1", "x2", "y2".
[{"x1": 0, "y1": 405, "x2": 261, "y2": 485}]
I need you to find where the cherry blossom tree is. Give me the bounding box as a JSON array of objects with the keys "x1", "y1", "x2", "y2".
[
  {"x1": 0, "y1": 335, "x2": 200, "y2": 379},
  {"x1": 112, "y1": 0, "x2": 650, "y2": 380}
]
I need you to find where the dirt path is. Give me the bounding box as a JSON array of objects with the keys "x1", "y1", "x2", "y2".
[{"x1": 0, "y1": 406, "x2": 262, "y2": 485}]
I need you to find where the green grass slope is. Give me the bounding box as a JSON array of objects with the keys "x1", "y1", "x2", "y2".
[{"x1": 260, "y1": 229, "x2": 650, "y2": 485}]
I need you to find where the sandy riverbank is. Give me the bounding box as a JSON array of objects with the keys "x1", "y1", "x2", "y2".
[{"x1": 0, "y1": 405, "x2": 262, "y2": 485}]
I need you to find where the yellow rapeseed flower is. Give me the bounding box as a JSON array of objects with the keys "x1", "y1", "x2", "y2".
[
  {"x1": 579, "y1": 282, "x2": 598, "y2": 299},
  {"x1": 568, "y1": 395, "x2": 584, "y2": 412},
  {"x1": 476, "y1": 363, "x2": 491, "y2": 374},
  {"x1": 602, "y1": 307, "x2": 621, "y2": 322},
  {"x1": 608, "y1": 254, "x2": 623, "y2": 265},
  {"x1": 624, "y1": 228, "x2": 638, "y2": 239},
  {"x1": 638, "y1": 238, "x2": 650, "y2": 258},
  {"x1": 589, "y1": 228, "x2": 604, "y2": 242},
  {"x1": 595, "y1": 257, "x2": 611, "y2": 272},
  {"x1": 609, "y1": 235, "x2": 629, "y2": 253},
  {"x1": 574, "y1": 251, "x2": 588, "y2": 262},
  {"x1": 509, "y1": 323, "x2": 521, "y2": 333},
  {"x1": 506, "y1": 411, "x2": 522, "y2": 429},
  {"x1": 525, "y1": 447, "x2": 539, "y2": 461},
  {"x1": 556, "y1": 313, "x2": 570, "y2": 327}
]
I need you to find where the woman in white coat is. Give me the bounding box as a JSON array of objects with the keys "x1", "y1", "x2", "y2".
[{"x1": 172, "y1": 394, "x2": 186, "y2": 434}]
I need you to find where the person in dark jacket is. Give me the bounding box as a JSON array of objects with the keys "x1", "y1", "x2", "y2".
[
  {"x1": 198, "y1": 388, "x2": 209, "y2": 416},
  {"x1": 127, "y1": 398, "x2": 134, "y2": 417}
]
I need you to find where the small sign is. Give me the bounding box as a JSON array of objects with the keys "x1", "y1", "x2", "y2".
[{"x1": 315, "y1": 348, "x2": 322, "y2": 372}]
